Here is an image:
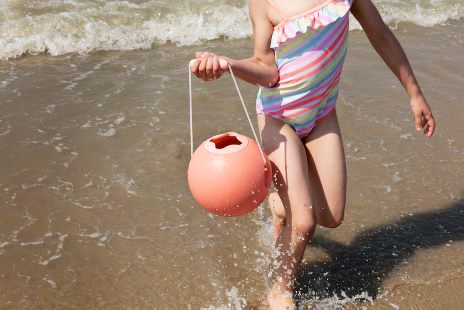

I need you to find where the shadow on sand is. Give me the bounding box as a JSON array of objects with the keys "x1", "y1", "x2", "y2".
[{"x1": 294, "y1": 199, "x2": 464, "y2": 303}]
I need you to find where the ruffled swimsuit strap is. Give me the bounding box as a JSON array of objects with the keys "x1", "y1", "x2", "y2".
[{"x1": 265, "y1": 0, "x2": 287, "y2": 19}]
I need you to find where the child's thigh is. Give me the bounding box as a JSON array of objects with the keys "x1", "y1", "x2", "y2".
[
  {"x1": 257, "y1": 114, "x2": 313, "y2": 211},
  {"x1": 303, "y1": 111, "x2": 347, "y2": 226}
]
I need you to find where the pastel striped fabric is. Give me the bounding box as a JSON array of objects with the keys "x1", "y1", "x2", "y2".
[{"x1": 256, "y1": 0, "x2": 352, "y2": 138}]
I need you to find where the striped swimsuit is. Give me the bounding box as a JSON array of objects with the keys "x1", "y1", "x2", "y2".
[{"x1": 256, "y1": 0, "x2": 352, "y2": 138}]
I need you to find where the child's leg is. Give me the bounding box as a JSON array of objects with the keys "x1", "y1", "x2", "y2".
[
  {"x1": 268, "y1": 192, "x2": 286, "y2": 242},
  {"x1": 266, "y1": 111, "x2": 347, "y2": 229},
  {"x1": 258, "y1": 114, "x2": 317, "y2": 307},
  {"x1": 303, "y1": 111, "x2": 346, "y2": 228}
]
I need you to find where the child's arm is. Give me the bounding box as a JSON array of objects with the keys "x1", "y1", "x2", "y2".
[
  {"x1": 191, "y1": 0, "x2": 278, "y2": 88},
  {"x1": 351, "y1": 0, "x2": 436, "y2": 137}
]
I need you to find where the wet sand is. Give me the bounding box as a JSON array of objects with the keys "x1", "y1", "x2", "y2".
[{"x1": 0, "y1": 20, "x2": 463, "y2": 308}]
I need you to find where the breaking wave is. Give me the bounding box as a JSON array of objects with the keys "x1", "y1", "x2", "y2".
[{"x1": 0, "y1": 0, "x2": 462, "y2": 59}]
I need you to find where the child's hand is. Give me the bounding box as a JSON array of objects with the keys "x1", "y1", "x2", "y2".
[
  {"x1": 190, "y1": 52, "x2": 229, "y2": 82},
  {"x1": 410, "y1": 95, "x2": 436, "y2": 137}
]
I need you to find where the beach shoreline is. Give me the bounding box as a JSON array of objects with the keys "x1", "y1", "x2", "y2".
[{"x1": 0, "y1": 9, "x2": 463, "y2": 309}]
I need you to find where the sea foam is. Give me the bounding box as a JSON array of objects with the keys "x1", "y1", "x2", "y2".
[{"x1": 0, "y1": 0, "x2": 463, "y2": 59}]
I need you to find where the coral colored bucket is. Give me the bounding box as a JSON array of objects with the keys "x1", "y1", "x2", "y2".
[
  {"x1": 187, "y1": 62, "x2": 272, "y2": 216},
  {"x1": 188, "y1": 132, "x2": 272, "y2": 216}
]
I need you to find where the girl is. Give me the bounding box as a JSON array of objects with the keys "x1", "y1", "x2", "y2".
[{"x1": 191, "y1": 0, "x2": 436, "y2": 308}]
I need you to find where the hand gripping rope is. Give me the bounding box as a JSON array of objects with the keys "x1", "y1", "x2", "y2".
[{"x1": 188, "y1": 62, "x2": 266, "y2": 164}]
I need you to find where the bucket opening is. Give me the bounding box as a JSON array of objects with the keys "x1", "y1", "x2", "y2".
[{"x1": 210, "y1": 134, "x2": 242, "y2": 150}]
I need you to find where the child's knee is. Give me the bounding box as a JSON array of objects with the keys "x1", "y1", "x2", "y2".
[
  {"x1": 320, "y1": 208, "x2": 345, "y2": 228},
  {"x1": 268, "y1": 192, "x2": 286, "y2": 219},
  {"x1": 291, "y1": 209, "x2": 316, "y2": 237}
]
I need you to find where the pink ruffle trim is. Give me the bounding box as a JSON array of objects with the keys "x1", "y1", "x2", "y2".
[{"x1": 271, "y1": 0, "x2": 352, "y2": 48}]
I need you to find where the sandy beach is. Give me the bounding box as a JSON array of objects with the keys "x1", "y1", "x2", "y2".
[{"x1": 1, "y1": 0, "x2": 463, "y2": 308}]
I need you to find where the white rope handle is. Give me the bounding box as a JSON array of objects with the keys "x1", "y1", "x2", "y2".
[
  {"x1": 189, "y1": 64, "x2": 194, "y2": 156},
  {"x1": 188, "y1": 62, "x2": 266, "y2": 164}
]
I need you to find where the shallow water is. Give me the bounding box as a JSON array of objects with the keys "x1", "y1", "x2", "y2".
[{"x1": 0, "y1": 9, "x2": 463, "y2": 310}]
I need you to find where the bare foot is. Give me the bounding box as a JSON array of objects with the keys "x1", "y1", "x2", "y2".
[
  {"x1": 267, "y1": 286, "x2": 295, "y2": 310},
  {"x1": 268, "y1": 192, "x2": 286, "y2": 242}
]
